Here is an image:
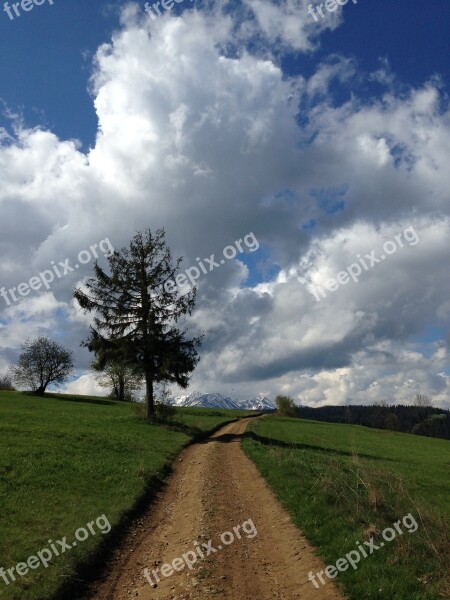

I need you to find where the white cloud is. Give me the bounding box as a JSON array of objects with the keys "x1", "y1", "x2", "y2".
[
  {"x1": 1, "y1": 4, "x2": 450, "y2": 407},
  {"x1": 243, "y1": 0, "x2": 342, "y2": 51},
  {"x1": 62, "y1": 373, "x2": 106, "y2": 397}
]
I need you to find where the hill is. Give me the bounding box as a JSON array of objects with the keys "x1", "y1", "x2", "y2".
[
  {"x1": 243, "y1": 416, "x2": 450, "y2": 599},
  {"x1": 0, "y1": 390, "x2": 251, "y2": 600}
]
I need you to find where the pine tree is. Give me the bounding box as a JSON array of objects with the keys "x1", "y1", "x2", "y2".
[{"x1": 74, "y1": 228, "x2": 202, "y2": 419}]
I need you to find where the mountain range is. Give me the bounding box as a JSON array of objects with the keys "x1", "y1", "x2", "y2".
[{"x1": 169, "y1": 391, "x2": 276, "y2": 411}]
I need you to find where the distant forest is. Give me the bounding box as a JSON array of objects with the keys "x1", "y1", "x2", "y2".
[{"x1": 294, "y1": 405, "x2": 450, "y2": 440}]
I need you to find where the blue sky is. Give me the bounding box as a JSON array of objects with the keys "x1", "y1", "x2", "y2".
[
  {"x1": 1, "y1": 1, "x2": 449, "y2": 148},
  {"x1": 1, "y1": 0, "x2": 450, "y2": 406}
]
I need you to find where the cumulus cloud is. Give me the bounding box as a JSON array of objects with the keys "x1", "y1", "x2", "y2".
[
  {"x1": 1, "y1": 2, "x2": 450, "y2": 407},
  {"x1": 62, "y1": 373, "x2": 106, "y2": 397}
]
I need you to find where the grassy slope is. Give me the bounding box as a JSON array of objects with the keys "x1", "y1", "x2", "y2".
[
  {"x1": 0, "y1": 391, "x2": 250, "y2": 600},
  {"x1": 242, "y1": 416, "x2": 450, "y2": 600}
]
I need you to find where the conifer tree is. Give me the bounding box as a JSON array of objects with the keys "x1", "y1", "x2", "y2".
[{"x1": 74, "y1": 228, "x2": 202, "y2": 419}]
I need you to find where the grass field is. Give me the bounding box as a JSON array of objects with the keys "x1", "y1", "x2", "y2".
[
  {"x1": 242, "y1": 416, "x2": 450, "y2": 600},
  {"x1": 0, "y1": 391, "x2": 250, "y2": 600}
]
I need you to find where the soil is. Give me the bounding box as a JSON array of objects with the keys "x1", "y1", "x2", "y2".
[{"x1": 86, "y1": 417, "x2": 346, "y2": 600}]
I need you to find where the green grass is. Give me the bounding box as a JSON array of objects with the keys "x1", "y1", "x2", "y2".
[
  {"x1": 0, "y1": 390, "x2": 250, "y2": 600},
  {"x1": 242, "y1": 416, "x2": 450, "y2": 600},
  {"x1": 165, "y1": 406, "x2": 252, "y2": 433}
]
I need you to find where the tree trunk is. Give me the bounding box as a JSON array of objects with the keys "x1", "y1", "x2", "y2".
[
  {"x1": 145, "y1": 371, "x2": 154, "y2": 420},
  {"x1": 119, "y1": 374, "x2": 125, "y2": 402},
  {"x1": 36, "y1": 385, "x2": 46, "y2": 395}
]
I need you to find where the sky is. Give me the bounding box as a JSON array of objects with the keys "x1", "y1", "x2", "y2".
[{"x1": 1, "y1": 0, "x2": 450, "y2": 407}]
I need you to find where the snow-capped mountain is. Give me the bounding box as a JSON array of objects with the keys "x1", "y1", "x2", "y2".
[
  {"x1": 171, "y1": 391, "x2": 241, "y2": 410},
  {"x1": 170, "y1": 391, "x2": 276, "y2": 411},
  {"x1": 238, "y1": 395, "x2": 276, "y2": 411}
]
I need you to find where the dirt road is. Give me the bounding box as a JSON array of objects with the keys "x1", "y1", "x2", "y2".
[{"x1": 87, "y1": 417, "x2": 345, "y2": 600}]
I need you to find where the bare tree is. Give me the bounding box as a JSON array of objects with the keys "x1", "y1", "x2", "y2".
[
  {"x1": 155, "y1": 381, "x2": 172, "y2": 405},
  {"x1": 414, "y1": 393, "x2": 432, "y2": 407},
  {"x1": 11, "y1": 337, "x2": 74, "y2": 395},
  {"x1": 0, "y1": 373, "x2": 15, "y2": 391},
  {"x1": 375, "y1": 399, "x2": 389, "y2": 407},
  {"x1": 95, "y1": 360, "x2": 144, "y2": 402},
  {"x1": 154, "y1": 382, "x2": 177, "y2": 422}
]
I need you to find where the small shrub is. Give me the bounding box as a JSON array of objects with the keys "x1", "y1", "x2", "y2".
[
  {"x1": 133, "y1": 400, "x2": 178, "y2": 424},
  {"x1": 154, "y1": 401, "x2": 178, "y2": 423},
  {"x1": 275, "y1": 395, "x2": 297, "y2": 417},
  {"x1": 133, "y1": 401, "x2": 146, "y2": 419},
  {"x1": 0, "y1": 373, "x2": 16, "y2": 391}
]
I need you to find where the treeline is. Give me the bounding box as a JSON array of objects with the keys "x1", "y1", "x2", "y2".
[{"x1": 295, "y1": 404, "x2": 450, "y2": 440}]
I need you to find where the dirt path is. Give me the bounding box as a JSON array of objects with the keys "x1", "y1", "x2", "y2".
[{"x1": 87, "y1": 417, "x2": 345, "y2": 600}]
